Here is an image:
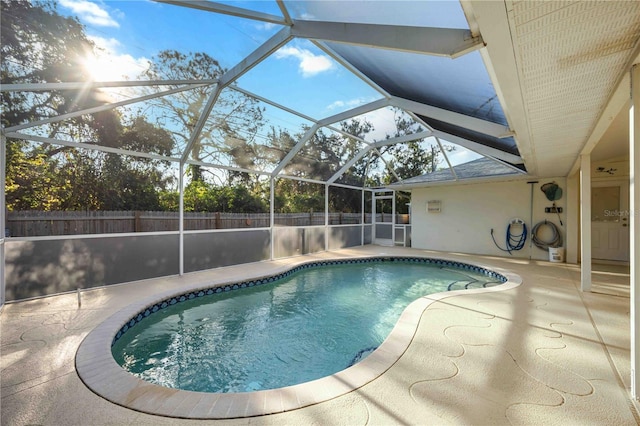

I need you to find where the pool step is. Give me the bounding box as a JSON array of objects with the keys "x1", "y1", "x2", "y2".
[
  {"x1": 447, "y1": 280, "x2": 503, "y2": 291},
  {"x1": 348, "y1": 346, "x2": 378, "y2": 367}
]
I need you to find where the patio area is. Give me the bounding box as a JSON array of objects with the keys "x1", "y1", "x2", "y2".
[{"x1": 1, "y1": 245, "x2": 638, "y2": 425}]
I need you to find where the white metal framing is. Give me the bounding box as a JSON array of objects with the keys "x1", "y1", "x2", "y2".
[
  {"x1": 372, "y1": 190, "x2": 396, "y2": 246},
  {"x1": 631, "y1": 64, "x2": 640, "y2": 400},
  {"x1": 0, "y1": 0, "x2": 519, "y2": 309}
]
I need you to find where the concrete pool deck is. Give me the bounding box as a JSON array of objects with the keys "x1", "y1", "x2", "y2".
[{"x1": 1, "y1": 246, "x2": 638, "y2": 425}]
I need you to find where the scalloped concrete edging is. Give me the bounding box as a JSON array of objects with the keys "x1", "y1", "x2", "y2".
[{"x1": 75, "y1": 254, "x2": 521, "y2": 419}]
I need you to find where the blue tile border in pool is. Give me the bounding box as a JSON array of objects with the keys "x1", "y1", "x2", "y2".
[
  {"x1": 77, "y1": 252, "x2": 522, "y2": 419},
  {"x1": 111, "y1": 256, "x2": 508, "y2": 347}
]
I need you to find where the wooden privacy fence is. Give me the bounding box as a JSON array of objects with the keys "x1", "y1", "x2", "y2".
[{"x1": 6, "y1": 211, "x2": 410, "y2": 237}]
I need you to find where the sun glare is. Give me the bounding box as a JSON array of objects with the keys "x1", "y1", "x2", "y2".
[{"x1": 83, "y1": 53, "x2": 126, "y2": 82}]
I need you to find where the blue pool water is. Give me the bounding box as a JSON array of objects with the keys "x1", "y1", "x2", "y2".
[{"x1": 111, "y1": 259, "x2": 503, "y2": 393}]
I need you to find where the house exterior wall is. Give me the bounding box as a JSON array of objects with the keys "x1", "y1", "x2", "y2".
[{"x1": 410, "y1": 178, "x2": 568, "y2": 261}]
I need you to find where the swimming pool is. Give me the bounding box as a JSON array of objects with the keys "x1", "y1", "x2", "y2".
[
  {"x1": 111, "y1": 258, "x2": 505, "y2": 394},
  {"x1": 76, "y1": 254, "x2": 519, "y2": 419}
]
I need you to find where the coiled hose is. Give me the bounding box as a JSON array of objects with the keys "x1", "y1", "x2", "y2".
[
  {"x1": 531, "y1": 220, "x2": 562, "y2": 250},
  {"x1": 491, "y1": 221, "x2": 527, "y2": 255}
]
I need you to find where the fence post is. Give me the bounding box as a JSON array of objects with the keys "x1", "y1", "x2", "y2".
[
  {"x1": 215, "y1": 212, "x2": 221, "y2": 229},
  {"x1": 134, "y1": 211, "x2": 142, "y2": 232}
]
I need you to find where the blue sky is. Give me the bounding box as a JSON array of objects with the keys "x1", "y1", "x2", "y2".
[
  {"x1": 58, "y1": 1, "x2": 383, "y2": 120},
  {"x1": 57, "y1": 0, "x2": 481, "y2": 166}
]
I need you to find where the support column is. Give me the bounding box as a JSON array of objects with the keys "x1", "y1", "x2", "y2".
[
  {"x1": 325, "y1": 184, "x2": 329, "y2": 251},
  {"x1": 391, "y1": 191, "x2": 396, "y2": 245},
  {"x1": 0, "y1": 132, "x2": 6, "y2": 307},
  {"x1": 566, "y1": 173, "x2": 579, "y2": 264},
  {"x1": 361, "y1": 189, "x2": 365, "y2": 245},
  {"x1": 630, "y1": 63, "x2": 640, "y2": 400},
  {"x1": 178, "y1": 162, "x2": 184, "y2": 276},
  {"x1": 371, "y1": 191, "x2": 376, "y2": 242},
  {"x1": 580, "y1": 154, "x2": 592, "y2": 292},
  {"x1": 270, "y1": 176, "x2": 275, "y2": 260}
]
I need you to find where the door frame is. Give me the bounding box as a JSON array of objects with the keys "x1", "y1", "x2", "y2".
[
  {"x1": 372, "y1": 190, "x2": 395, "y2": 246},
  {"x1": 591, "y1": 179, "x2": 630, "y2": 262}
]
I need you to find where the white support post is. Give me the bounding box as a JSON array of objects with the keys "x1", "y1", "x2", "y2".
[
  {"x1": 371, "y1": 191, "x2": 376, "y2": 242},
  {"x1": 270, "y1": 176, "x2": 275, "y2": 260},
  {"x1": 0, "y1": 132, "x2": 6, "y2": 307},
  {"x1": 392, "y1": 191, "x2": 396, "y2": 246},
  {"x1": 630, "y1": 63, "x2": 640, "y2": 400},
  {"x1": 361, "y1": 189, "x2": 365, "y2": 246},
  {"x1": 325, "y1": 184, "x2": 329, "y2": 252},
  {"x1": 178, "y1": 162, "x2": 185, "y2": 276},
  {"x1": 580, "y1": 154, "x2": 592, "y2": 292},
  {"x1": 566, "y1": 173, "x2": 579, "y2": 264}
]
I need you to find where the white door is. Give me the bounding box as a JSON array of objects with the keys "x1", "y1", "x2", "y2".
[
  {"x1": 591, "y1": 181, "x2": 630, "y2": 261},
  {"x1": 373, "y1": 192, "x2": 395, "y2": 246}
]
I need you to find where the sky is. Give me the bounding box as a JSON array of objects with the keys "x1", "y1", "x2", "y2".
[{"x1": 56, "y1": 0, "x2": 482, "y2": 167}]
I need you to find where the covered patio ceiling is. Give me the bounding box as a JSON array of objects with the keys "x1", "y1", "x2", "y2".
[{"x1": 3, "y1": 1, "x2": 640, "y2": 188}]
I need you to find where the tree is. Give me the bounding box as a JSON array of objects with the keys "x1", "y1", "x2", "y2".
[
  {"x1": 2, "y1": 1, "x2": 178, "y2": 212},
  {"x1": 139, "y1": 50, "x2": 265, "y2": 184},
  {"x1": 0, "y1": 0, "x2": 114, "y2": 133},
  {"x1": 368, "y1": 109, "x2": 455, "y2": 186}
]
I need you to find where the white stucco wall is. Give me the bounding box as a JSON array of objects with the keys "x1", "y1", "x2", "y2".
[{"x1": 410, "y1": 178, "x2": 567, "y2": 261}]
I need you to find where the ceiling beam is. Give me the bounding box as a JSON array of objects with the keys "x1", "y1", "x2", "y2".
[
  {"x1": 430, "y1": 129, "x2": 523, "y2": 164},
  {"x1": 230, "y1": 85, "x2": 318, "y2": 124},
  {"x1": 180, "y1": 84, "x2": 222, "y2": 163},
  {"x1": 5, "y1": 83, "x2": 212, "y2": 133},
  {"x1": 271, "y1": 124, "x2": 320, "y2": 176},
  {"x1": 5, "y1": 132, "x2": 181, "y2": 163},
  {"x1": 327, "y1": 146, "x2": 373, "y2": 184},
  {"x1": 275, "y1": 0, "x2": 292, "y2": 25},
  {"x1": 371, "y1": 131, "x2": 432, "y2": 149},
  {"x1": 328, "y1": 130, "x2": 432, "y2": 184},
  {"x1": 569, "y1": 39, "x2": 640, "y2": 176},
  {"x1": 155, "y1": 0, "x2": 288, "y2": 26},
  {"x1": 181, "y1": 27, "x2": 293, "y2": 163},
  {"x1": 389, "y1": 96, "x2": 512, "y2": 139},
  {"x1": 292, "y1": 20, "x2": 484, "y2": 58},
  {"x1": 0, "y1": 80, "x2": 216, "y2": 92},
  {"x1": 317, "y1": 98, "x2": 390, "y2": 127},
  {"x1": 466, "y1": 1, "x2": 535, "y2": 175},
  {"x1": 218, "y1": 26, "x2": 293, "y2": 88}
]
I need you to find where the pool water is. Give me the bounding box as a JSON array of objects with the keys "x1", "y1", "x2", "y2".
[{"x1": 112, "y1": 261, "x2": 500, "y2": 393}]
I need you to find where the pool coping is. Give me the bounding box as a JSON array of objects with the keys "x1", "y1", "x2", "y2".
[{"x1": 75, "y1": 254, "x2": 522, "y2": 419}]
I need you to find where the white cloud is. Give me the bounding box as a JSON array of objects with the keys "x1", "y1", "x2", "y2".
[
  {"x1": 60, "y1": 0, "x2": 120, "y2": 28},
  {"x1": 274, "y1": 46, "x2": 334, "y2": 77},
  {"x1": 254, "y1": 22, "x2": 277, "y2": 31},
  {"x1": 326, "y1": 97, "x2": 372, "y2": 111},
  {"x1": 362, "y1": 107, "x2": 399, "y2": 142},
  {"x1": 86, "y1": 36, "x2": 149, "y2": 81}
]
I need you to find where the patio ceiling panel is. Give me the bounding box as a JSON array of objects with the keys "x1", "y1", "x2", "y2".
[
  {"x1": 291, "y1": 20, "x2": 483, "y2": 58},
  {"x1": 283, "y1": 0, "x2": 468, "y2": 29},
  {"x1": 327, "y1": 46, "x2": 508, "y2": 126},
  {"x1": 323, "y1": 44, "x2": 521, "y2": 170},
  {"x1": 418, "y1": 116, "x2": 520, "y2": 159}
]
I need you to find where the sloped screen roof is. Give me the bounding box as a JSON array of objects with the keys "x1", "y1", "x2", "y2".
[
  {"x1": 328, "y1": 45, "x2": 508, "y2": 126},
  {"x1": 3, "y1": 0, "x2": 526, "y2": 191},
  {"x1": 418, "y1": 115, "x2": 520, "y2": 158}
]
